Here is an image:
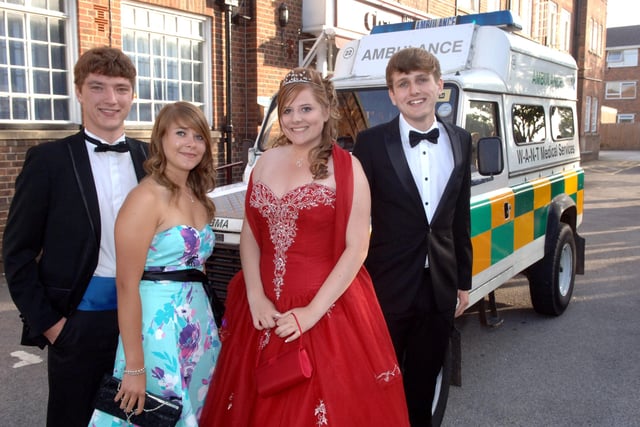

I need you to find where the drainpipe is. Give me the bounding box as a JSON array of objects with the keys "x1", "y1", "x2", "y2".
[{"x1": 220, "y1": 1, "x2": 236, "y2": 184}]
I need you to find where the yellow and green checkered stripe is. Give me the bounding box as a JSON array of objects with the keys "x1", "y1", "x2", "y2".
[{"x1": 470, "y1": 169, "x2": 584, "y2": 276}]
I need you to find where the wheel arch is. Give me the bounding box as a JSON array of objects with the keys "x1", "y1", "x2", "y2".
[{"x1": 544, "y1": 194, "x2": 585, "y2": 275}]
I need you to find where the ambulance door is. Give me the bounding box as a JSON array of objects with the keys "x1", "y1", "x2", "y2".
[{"x1": 463, "y1": 93, "x2": 513, "y2": 303}]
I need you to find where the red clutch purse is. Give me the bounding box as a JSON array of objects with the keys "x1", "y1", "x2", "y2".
[{"x1": 255, "y1": 313, "x2": 313, "y2": 397}]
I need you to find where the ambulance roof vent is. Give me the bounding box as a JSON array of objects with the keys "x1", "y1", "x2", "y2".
[{"x1": 370, "y1": 10, "x2": 523, "y2": 34}]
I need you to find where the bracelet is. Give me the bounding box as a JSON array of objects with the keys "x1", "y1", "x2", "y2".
[{"x1": 123, "y1": 367, "x2": 146, "y2": 376}]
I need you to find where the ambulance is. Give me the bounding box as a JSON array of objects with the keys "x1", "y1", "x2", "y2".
[{"x1": 206, "y1": 10, "x2": 585, "y2": 422}]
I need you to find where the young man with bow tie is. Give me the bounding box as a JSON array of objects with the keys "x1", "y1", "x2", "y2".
[
  {"x1": 353, "y1": 47, "x2": 473, "y2": 426},
  {"x1": 3, "y1": 47, "x2": 149, "y2": 427}
]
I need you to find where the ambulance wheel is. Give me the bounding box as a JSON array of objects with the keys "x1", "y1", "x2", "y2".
[
  {"x1": 431, "y1": 344, "x2": 452, "y2": 426},
  {"x1": 527, "y1": 223, "x2": 576, "y2": 316}
]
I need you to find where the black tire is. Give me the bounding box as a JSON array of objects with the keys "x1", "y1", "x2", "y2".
[
  {"x1": 527, "y1": 223, "x2": 576, "y2": 316},
  {"x1": 431, "y1": 343, "x2": 452, "y2": 426}
]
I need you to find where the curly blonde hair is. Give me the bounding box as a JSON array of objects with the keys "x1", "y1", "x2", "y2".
[
  {"x1": 144, "y1": 102, "x2": 216, "y2": 220},
  {"x1": 274, "y1": 68, "x2": 340, "y2": 180}
]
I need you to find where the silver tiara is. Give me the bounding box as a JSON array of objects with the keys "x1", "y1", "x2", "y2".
[{"x1": 282, "y1": 70, "x2": 313, "y2": 86}]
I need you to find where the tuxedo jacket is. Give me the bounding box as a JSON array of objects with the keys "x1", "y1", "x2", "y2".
[
  {"x1": 353, "y1": 116, "x2": 472, "y2": 314},
  {"x1": 3, "y1": 131, "x2": 149, "y2": 347}
]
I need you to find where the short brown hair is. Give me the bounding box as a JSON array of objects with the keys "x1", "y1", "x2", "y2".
[
  {"x1": 385, "y1": 48, "x2": 441, "y2": 89},
  {"x1": 73, "y1": 47, "x2": 137, "y2": 89}
]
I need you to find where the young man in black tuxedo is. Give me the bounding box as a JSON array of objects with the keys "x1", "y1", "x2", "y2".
[
  {"x1": 353, "y1": 47, "x2": 473, "y2": 426},
  {"x1": 3, "y1": 47, "x2": 149, "y2": 427}
]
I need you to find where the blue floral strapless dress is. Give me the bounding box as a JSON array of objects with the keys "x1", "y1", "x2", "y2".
[{"x1": 89, "y1": 224, "x2": 221, "y2": 427}]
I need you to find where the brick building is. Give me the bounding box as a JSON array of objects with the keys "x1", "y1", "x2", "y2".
[
  {"x1": 604, "y1": 25, "x2": 640, "y2": 122},
  {"x1": 0, "y1": 0, "x2": 607, "y2": 271}
]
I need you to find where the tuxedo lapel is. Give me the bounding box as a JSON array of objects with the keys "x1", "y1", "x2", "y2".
[
  {"x1": 431, "y1": 119, "x2": 465, "y2": 222},
  {"x1": 66, "y1": 133, "x2": 100, "y2": 245},
  {"x1": 127, "y1": 138, "x2": 149, "y2": 182},
  {"x1": 383, "y1": 118, "x2": 423, "y2": 206}
]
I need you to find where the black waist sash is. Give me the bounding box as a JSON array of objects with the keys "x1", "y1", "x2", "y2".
[{"x1": 141, "y1": 268, "x2": 208, "y2": 283}]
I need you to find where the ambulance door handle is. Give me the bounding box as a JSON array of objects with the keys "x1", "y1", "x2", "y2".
[{"x1": 504, "y1": 202, "x2": 512, "y2": 220}]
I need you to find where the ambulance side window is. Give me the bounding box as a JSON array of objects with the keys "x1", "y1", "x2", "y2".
[
  {"x1": 512, "y1": 104, "x2": 546, "y2": 144},
  {"x1": 550, "y1": 106, "x2": 575, "y2": 140},
  {"x1": 465, "y1": 100, "x2": 499, "y2": 173}
]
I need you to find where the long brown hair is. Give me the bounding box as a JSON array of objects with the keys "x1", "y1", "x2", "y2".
[
  {"x1": 145, "y1": 102, "x2": 216, "y2": 220},
  {"x1": 274, "y1": 67, "x2": 340, "y2": 180}
]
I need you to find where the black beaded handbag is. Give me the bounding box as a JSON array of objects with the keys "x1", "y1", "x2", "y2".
[{"x1": 93, "y1": 375, "x2": 182, "y2": 427}]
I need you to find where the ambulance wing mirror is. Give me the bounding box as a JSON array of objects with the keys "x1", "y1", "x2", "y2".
[{"x1": 477, "y1": 137, "x2": 504, "y2": 176}]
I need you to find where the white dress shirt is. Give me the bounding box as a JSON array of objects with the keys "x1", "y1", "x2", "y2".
[
  {"x1": 85, "y1": 130, "x2": 139, "y2": 277},
  {"x1": 399, "y1": 115, "x2": 454, "y2": 267}
]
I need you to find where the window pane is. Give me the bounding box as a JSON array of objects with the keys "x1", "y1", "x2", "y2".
[
  {"x1": 49, "y1": 18, "x2": 64, "y2": 43},
  {"x1": 11, "y1": 67, "x2": 26, "y2": 92},
  {"x1": 0, "y1": 42, "x2": 6, "y2": 64},
  {"x1": 33, "y1": 69, "x2": 50, "y2": 93},
  {"x1": 30, "y1": 15, "x2": 48, "y2": 41},
  {"x1": 153, "y1": 79, "x2": 163, "y2": 99},
  {"x1": 139, "y1": 103, "x2": 152, "y2": 121},
  {"x1": 8, "y1": 13, "x2": 24, "y2": 38},
  {"x1": 123, "y1": 32, "x2": 135, "y2": 52},
  {"x1": 0, "y1": 68, "x2": 8, "y2": 91},
  {"x1": 167, "y1": 59, "x2": 178, "y2": 79},
  {"x1": 32, "y1": 0, "x2": 47, "y2": 9},
  {"x1": 12, "y1": 97, "x2": 28, "y2": 119},
  {"x1": 0, "y1": 96, "x2": 9, "y2": 119},
  {"x1": 166, "y1": 38, "x2": 177, "y2": 57},
  {"x1": 152, "y1": 35, "x2": 162, "y2": 56},
  {"x1": 153, "y1": 57, "x2": 162, "y2": 79},
  {"x1": 35, "y1": 98, "x2": 52, "y2": 119},
  {"x1": 53, "y1": 98, "x2": 68, "y2": 120},
  {"x1": 9, "y1": 40, "x2": 25, "y2": 65},
  {"x1": 181, "y1": 61, "x2": 192, "y2": 80},
  {"x1": 621, "y1": 83, "x2": 636, "y2": 98},
  {"x1": 182, "y1": 82, "x2": 192, "y2": 101},
  {"x1": 138, "y1": 78, "x2": 151, "y2": 99},
  {"x1": 32, "y1": 43, "x2": 50, "y2": 67},
  {"x1": 167, "y1": 81, "x2": 179, "y2": 100},
  {"x1": 137, "y1": 56, "x2": 150, "y2": 77},
  {"x1": 136, "y1": 33, "x2": 149, "y2": 54},
  {"x1": 180, "y1": 40, "x2": 190, "y2": 60},
  {"x1": 550, "y1": 106, "x2": 574, "y2": 140},
  {"x1": 512, "y1": 104, "x2": 546, "y2": 143},
  {"x1": 193, "y1": 82, "x2": 202, "y2": 102},
  {"x1": 51, "y1": 45, "x2": 65, "y2": 68},
  {"x1": 51, "y1": 70, "x2": 67, "y2": 94}
]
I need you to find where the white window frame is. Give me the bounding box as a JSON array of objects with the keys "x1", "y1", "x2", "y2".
[
  {"x1": 559, "y1": 9, "x2": 571, "y2": 52},
  {"x1": 584, "y1": 96, "x2": 591, "y2": 133},
  {"x1": 605, "y1": 81, "x2": 637, "y2": 100},
  {"x1": 589, "y1": 18, "x2": 603, "y2": 55},
  {"x1": 606, "y1": 49, "x2": 638, "y2": 68},
  {"x1": 0, "y1": 0, "x2": 79, "y2": 123},
  {"x1": 121, "y1": 2, "x2": 212, "y2": 124},
  {"x1": 590, "y1": 97, "x2": 597, "y2": 133},
  {"x1": 617, "y1": 114, "x2": 635, "y2": 123}
]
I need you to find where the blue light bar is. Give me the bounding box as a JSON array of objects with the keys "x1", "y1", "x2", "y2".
[{"x1": 370, "y1": 10, "x2": 523, "y2": 34}]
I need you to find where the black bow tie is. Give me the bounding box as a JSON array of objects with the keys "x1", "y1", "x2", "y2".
[
  {"x1": 409, "y1": 128, "x2": 439, "y2": 147},
  {"x1": 84, "y1": 131, "x2": 130, "y2": 153}
]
